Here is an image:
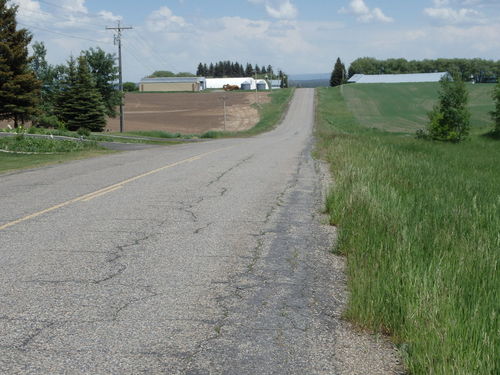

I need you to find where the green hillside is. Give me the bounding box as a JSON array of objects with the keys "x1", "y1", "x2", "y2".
[{"x1": 342, "y1": 82, "x2": 495, "y2": 133}]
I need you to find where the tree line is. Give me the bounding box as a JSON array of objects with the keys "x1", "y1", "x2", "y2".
[
  {"x1": 347, "y1": 57, "x2": 499, "y2": 82},
  {"x1": 196, "y1": 61, "x2": 282, "y2": 79}
]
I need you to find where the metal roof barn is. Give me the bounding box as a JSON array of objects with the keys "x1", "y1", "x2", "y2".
[
  {"x1": 348, "y1": 72, "x2": 450, "y2": 84},
  {"x1": 139, "y1": 77, "x2": 205, "y2": 92}
]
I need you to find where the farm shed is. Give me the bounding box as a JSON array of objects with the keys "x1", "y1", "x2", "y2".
[
  {"x1": 348, "y1": 72, "x2": 450, "y2": 84},
  {"x1": 205, "y1": 78, "x2": 269, "y2": 90},
  {"x1": 139, "y1": 77, "x2": 205, "y2": 92}
]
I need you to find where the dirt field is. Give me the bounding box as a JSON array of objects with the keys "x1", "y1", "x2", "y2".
[{"x1": 107, "y1": 91, "x2": 271, "y2": 134}]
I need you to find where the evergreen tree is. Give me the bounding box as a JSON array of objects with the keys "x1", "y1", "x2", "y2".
[
  {"x1": 0, "y1": 0, "x2": 41, "y2": 127},
  {"x1": 196, "y1": 62, "x2": 204, "y2": 76},
  {"x1": 56, "y1": 56, "x2": 106, "y2": 132},
  {"x1": 245, "y1": 63, "x2": 253, "y2": 76},
  {"x1": 330, "y1": 58, "x2": 346, "y2": 87},
  {"x1": 491, "y1": 82, "x2": 500, "y2": 135},
  {"x1": 425, "y1": 74, "x2": 470, "y2": 142}
]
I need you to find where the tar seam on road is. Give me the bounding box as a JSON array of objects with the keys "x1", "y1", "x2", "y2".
[{"x1": 0, "y1": 146, "x2": 232, "y2": 231}]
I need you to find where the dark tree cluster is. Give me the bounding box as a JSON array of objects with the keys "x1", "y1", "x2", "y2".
[
  {"x1": 0, "y1": 0, "x2": 40, "y2": 127},
  {"x1": 196, "y1": 61, "x2": 276, "y2": 78},
  {"x1": 347, "y1": 57, "x2": 500, "y2": 82},
  {"x1": 0, "y1": 0, "x2": 121, "y2": 132}
]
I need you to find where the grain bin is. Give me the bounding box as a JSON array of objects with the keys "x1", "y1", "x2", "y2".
[{"x1": 256, "y1": 82, "x2": 266, "y2": 90}]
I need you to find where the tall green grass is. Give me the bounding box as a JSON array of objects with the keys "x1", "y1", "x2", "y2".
[{"x1": 316, "y1": 87, "x2": 499, "y2": 374}]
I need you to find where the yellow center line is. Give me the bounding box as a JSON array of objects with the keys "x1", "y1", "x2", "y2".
[
  {"x1": 0, "y1": 147, "x2": 230, "y2": 231},
  {"x1": 81, "y1": 185, "x2": 123, "y2": 202}
]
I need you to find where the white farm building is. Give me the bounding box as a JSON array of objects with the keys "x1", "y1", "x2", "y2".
[
  {"x1": 204, "y1": 78, "x2": 268, "y2": 90},
  {"x1": 348, "y1": 72, "x2": 450, "y2": 84}
]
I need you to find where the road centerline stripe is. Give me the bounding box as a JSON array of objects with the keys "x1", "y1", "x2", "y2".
[{"x1": 0, "y1": 147, "x2": 230, "y2": 231}]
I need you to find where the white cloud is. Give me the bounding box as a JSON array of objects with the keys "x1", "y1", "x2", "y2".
[
  {"x1": 11, "y1": 0, "x2": 50, "y2": 22},
  {"x1": 424, "y1": 0, "x2": 486, "y2": 24},
  {"x1": 97, "y1": 11, "x2": 122, "y2": 23},
  {"x1": 248, "y1": 0, "x2": 298, "y2": 19},
  {"x1": 424, "y1": 7, "x2": 482, "y2": 23},
  {"x1": 146, "y1": 6, "x2": 189, "y2": 32},
  {"x1": 265, "y1": 1, "x2": 298, "y2": 19},
  {"x1": 339, "y1": 0, "x2": 393, "y2": 23},
  {"x1": 57, "y1": 0, "x2": 88, "y2": 14}
]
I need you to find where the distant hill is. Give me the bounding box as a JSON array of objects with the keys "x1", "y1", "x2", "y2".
[
  {"x1": 288, "y1": 73, "x2": 330, "y2": 88},
  {"x1": 289, "y1": 73, "x2": 330, "y2": 81}
]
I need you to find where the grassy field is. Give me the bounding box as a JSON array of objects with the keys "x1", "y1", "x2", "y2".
[
  {"x1": 315, "y1": 85, "x2": 499, "y2": 374},
  {"x1": 0, "y1": 136, "x2": 110, "y2": 174},
  {"x1": 342, "y1": 82, "x2": 495, "y2": 133}
]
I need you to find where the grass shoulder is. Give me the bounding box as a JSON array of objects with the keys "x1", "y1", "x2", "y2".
[
  {"x1": 0, "y1": 149, "x2": 112, "y2": 175},
  {"x1": 315, "y1": 86, "x2": 499, "y2": 375}
]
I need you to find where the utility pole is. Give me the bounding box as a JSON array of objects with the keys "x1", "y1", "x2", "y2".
[
  {"x1": 219, "y1": 95, "x2": 228, "y2": 131},
  {"x1": 106, "y1": 21, "x2": 133, "y2": 133}
]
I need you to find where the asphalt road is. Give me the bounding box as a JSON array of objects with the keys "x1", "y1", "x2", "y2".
[{"x1": 0, "y1": 89, "x2": 399, "y2": 374}]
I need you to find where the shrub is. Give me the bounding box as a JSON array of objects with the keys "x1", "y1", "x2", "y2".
[
  {"x1": 423, "y1": 75, "x2": 470, "y2": 142},
  {"x1": 77, "y1": 127, "x2": 91, "y2": 136},
  {"x1": 33, "y1": 114, "x2": 65, "y2": 129}
]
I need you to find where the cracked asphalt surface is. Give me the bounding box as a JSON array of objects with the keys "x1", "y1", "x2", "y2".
[{"x1": 0, "y1": 89, "x2": 401, "y2": 374}]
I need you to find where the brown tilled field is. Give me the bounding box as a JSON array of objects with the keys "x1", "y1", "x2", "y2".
[{"x1": 106, "y1": 91, "x2": 271, "y2": 134}]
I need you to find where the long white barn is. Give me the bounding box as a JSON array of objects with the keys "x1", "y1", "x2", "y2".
[
  {"x1": 204, "y1": 77, "x2": 268, "y2": 90},
  {"x1": 348, "y1": 72, "x2": 450, "y2": 84}
]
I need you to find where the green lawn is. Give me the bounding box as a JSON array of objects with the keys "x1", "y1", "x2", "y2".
[
  {"x1": 342, "y1": 82, "x2": 495, "y2": 133},
  {"x1": 0, "y1": 150, "x2": 111, "y2": 174},
  {"x1": 316, "y1": 86, "x2": 499, "y2": 375}
]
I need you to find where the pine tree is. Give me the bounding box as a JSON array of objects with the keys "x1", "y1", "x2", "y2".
[
  {"x1": 330, "y1": 58, "x2": 346, "y2": 87},
  {"x1": 56, "y1": 56, "x2": 106, "y2": 132},
  {"x1": 196, "y1": 63, "x2": 204, "y2": 76},
  {"x1": 0, "y1": 0, "x2": 41, "y2": 127},
  {"x1": 245, "y1": 63, "x2": 253, "y2": 77}
]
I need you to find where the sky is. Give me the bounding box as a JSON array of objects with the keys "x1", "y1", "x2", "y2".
[{"x1": 9, "y1": 0, "x2": 500, "y2": 82}]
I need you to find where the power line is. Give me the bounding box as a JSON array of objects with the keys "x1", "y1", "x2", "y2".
[
  {"x1": 18, "y1": 21, "x2": 113, "y2": 45},
  {"x1": 16, "y1": 8, "x2": 110, "y2": 34},
  {"x1": 133, "y1": 29, "x2": 182, "y2": 73}
]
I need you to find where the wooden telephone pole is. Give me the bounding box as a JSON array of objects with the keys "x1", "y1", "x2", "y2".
[{"x1": 106, "y1": 21, "x2": 133, "y2": 133}]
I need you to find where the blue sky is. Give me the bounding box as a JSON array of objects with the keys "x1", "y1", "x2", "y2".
[{"x1": 10, "y1": 0, "x2": 500, "y2": 81}]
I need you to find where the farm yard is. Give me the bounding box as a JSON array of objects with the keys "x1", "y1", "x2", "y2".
[{"x1": 106, "y1": 91, "x2": 271, "y2": 134}]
